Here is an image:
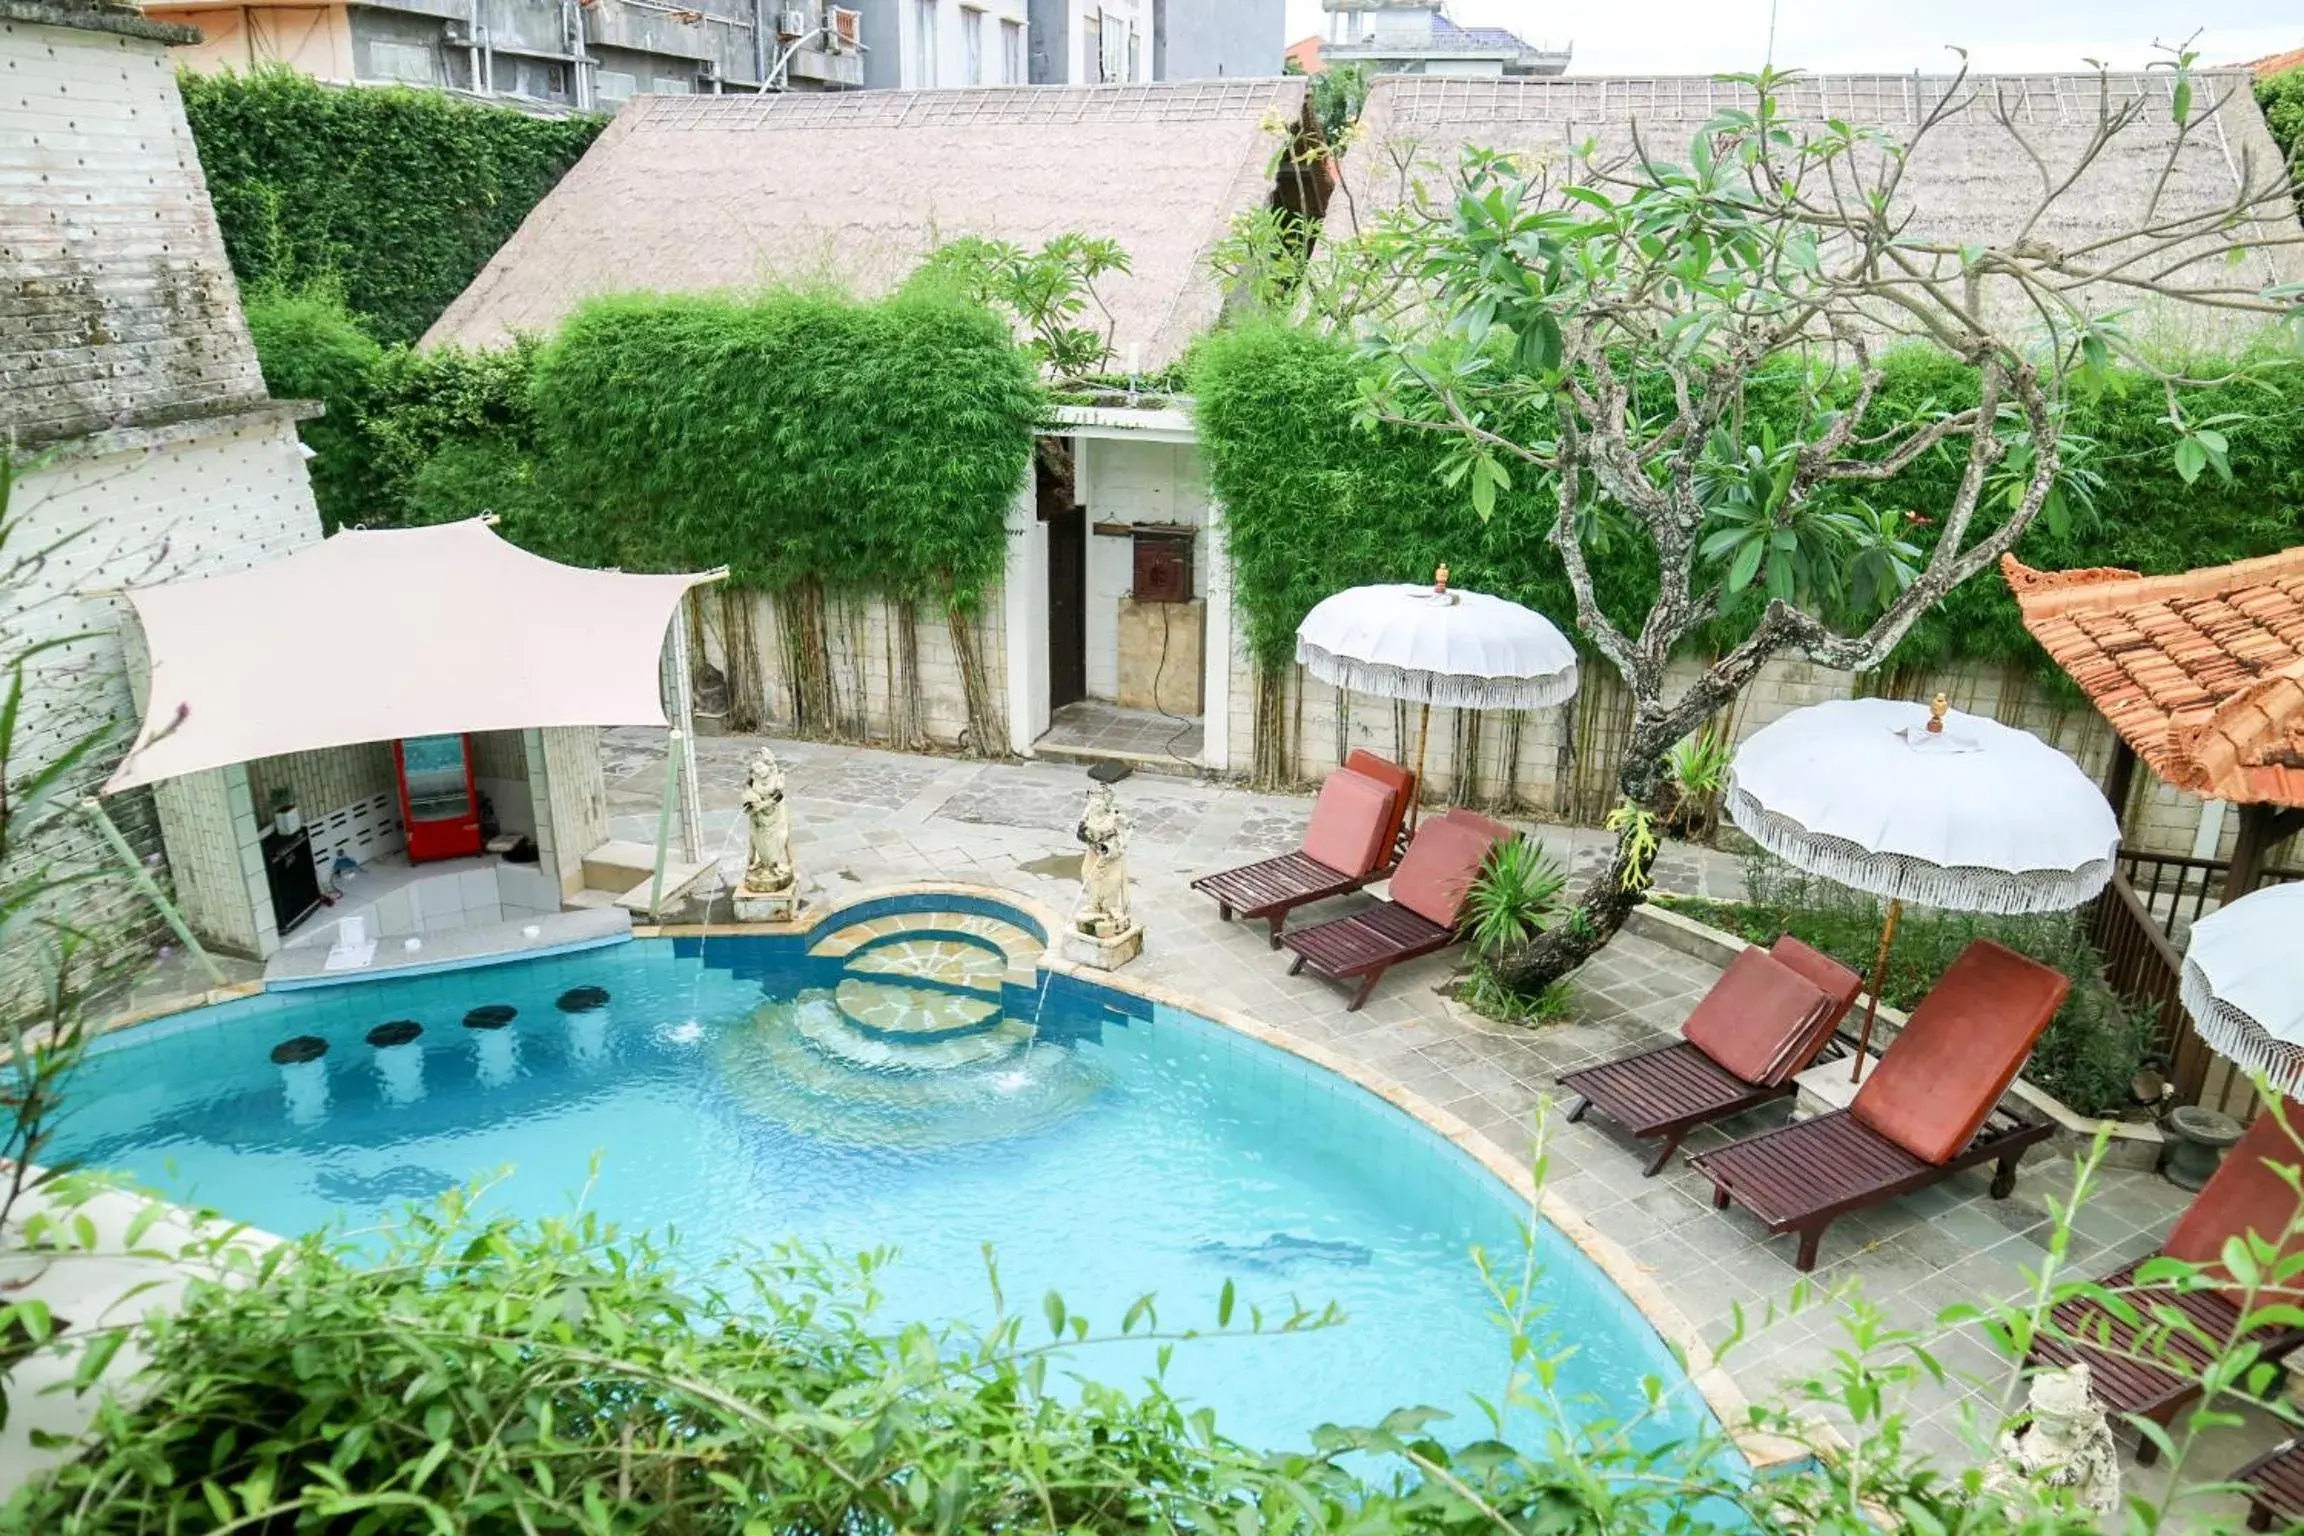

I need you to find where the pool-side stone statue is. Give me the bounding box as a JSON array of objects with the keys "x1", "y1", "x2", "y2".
[
  {"x1": 1980, "y1": 1364, "x2": 2119, "y2": 1521},
  {"x1": 733, "y1": 747, "x2": 808, "y2": 925},
  {"x1": 1064, "y1": 784, "x2": 1142, "y2": 970}
]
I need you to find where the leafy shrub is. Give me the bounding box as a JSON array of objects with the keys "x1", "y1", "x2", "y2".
[
  {"x1": 530, "y1": 287, "x2": 1040, "y2": 597},
  {"x1": 1660, "y1": 856, "x2": 2154, "y2": 1117},
  {"x1": 1192, "y1": 327, "x2": 2304, "y2": 687},
  {"x1": 182, "y1": 66, "x2": 603, "y2": 344},
  {"x1": 1464, "y1": 837, "x2": 1568, "y2": 957},
  {"x1": 2260, "y1": 64, "x2": 2304, "y2": 178},
  {"x1": 242, "y1": 283, "x2": 383, "y2": 533}
]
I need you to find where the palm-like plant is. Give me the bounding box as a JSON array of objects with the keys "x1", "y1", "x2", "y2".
[{"x1": 1463, "y1": 838, "x2": 1569, "y2": 958}]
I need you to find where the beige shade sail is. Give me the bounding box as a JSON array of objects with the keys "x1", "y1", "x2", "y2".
[{"x1": 104, "y1": 521, "x2": 717, "y2": 794}]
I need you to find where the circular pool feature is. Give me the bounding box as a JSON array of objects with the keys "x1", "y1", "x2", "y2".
[
  {"x1": 269, "y1": 1035, "x2": 328, "y2": 1065},
  {"x1": 52, "y1": 902, "x2": 1719, "y2": 1457},
  {"x1": 556, "y1": 986, "x2": 610, "y2": 1013},
  {"x1": 367, "y1": 1020, "x2": 423, "y2": 1048}
]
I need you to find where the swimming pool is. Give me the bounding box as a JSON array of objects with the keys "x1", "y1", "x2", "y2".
[{"x1": 53, "y1": 895, "x2": 1715, "y2": 1455}]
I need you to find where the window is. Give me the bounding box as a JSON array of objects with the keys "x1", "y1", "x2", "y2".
[
  {"x1": 651, "y1": 75, "x2": 691, "y2": 93},
  {"x1": 595, "y1": 68, "x2": 637, "y2": 101},
  {"x1": 368, "y1": 39, "x2": 436, "y2": 84},
  {"x1": 961, "y1": 5, "x2": 983, "y2": 85},
  {"x1": 1098, "y1": 13, "x2": 1128, "y2": 83},
  {"x1": 911, "y1": 0, "x2": 937, "y2": 86},
  {"x1": 1000, "y1": 17, "x2": 1023, "y2": 83}
]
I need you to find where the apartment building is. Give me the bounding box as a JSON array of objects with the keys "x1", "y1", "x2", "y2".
[{"x1": 859, "y1": 0, "x2": 1031, "y2": 89}]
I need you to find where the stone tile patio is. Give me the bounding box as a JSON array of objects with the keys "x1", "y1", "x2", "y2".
[{"x1": 610, "y1": 727, "x2": 2284, "y2": 1519}]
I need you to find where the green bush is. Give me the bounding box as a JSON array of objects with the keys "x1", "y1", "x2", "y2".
[
  {"x1": 1192, "y1": 327, "x2": 2304, "y2": 685},
  {"x1": 242, "y1": 283, "x2": 384, "y2": 533},
  {"x1": 182, "y1": 67, "x2": 603, "y2": 345},
  {"x1": 1660, "y1": 856, "x2": 2154, "y2": 1118},
  {"x1": 2260, "y1": 64, "x2": 2304, "y2": 174},
  {"x1": 530, "y1": 287, "x2": 1040, "y2": 597}
]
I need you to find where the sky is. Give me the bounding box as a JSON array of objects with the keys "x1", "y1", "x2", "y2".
[{"x1": 1279, "y1": 1, "x2": 2300, "y2": 77}]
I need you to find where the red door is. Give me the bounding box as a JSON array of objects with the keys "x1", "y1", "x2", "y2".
[{"x1": 394, "y1": 734, "x2": 483, "y2": 862}]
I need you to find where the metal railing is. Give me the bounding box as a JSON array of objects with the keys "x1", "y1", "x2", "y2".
[{"x1": 2087, "y1": 851, "x2": 2302, "y2": 1119}]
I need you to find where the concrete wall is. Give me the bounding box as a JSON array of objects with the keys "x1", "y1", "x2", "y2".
[
  {"x1": 722, "y1": 586, "x2": 1009, "y2": 753},
  {"x1": 1152, "y1": 0, "x2": 1282, "y2": 79},
  {"x1": 2, "y1": 7, "x2": 331, "y2": 984},
  {"x1": 155, "y1": 5, "x2": 357, "y2": 79},
  {"x1": 2, "y1": 10, "x2": 268, "y2": 448}
]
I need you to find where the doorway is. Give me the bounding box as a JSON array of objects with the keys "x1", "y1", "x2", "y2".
[{"x1": 1040, "y1": 444, "x2": 1086, "y2": 712}]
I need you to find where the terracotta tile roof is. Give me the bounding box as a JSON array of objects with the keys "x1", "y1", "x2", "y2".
[
  {"x1": 2242, "y1": 46, "x2": 2304, "y2": 78},
  {"x1": 2005, "y1": 549, "x2": 2304, "y2": 807}
]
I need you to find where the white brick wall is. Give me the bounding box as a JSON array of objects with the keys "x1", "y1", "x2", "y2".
[
  {"x1": 1083, "y1": 438, "x2": 1205, "y2": 702},
  {"x1": 1, "y1": 12, "x2": 269, "y2": 446}
]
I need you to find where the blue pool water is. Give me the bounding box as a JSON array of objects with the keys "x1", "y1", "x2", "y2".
[{"x1": 54, "y1": 919, "x2": 1714, "y2": 1455}]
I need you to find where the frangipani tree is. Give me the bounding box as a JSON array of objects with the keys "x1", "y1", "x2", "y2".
[{"x1": 1348, "y1": 58, "x2": 2303, "y2": 995}]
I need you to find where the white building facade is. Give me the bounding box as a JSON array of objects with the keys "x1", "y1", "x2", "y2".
[{"x1": 862, "y1": 0, "x2": 1031, "y2": 88}]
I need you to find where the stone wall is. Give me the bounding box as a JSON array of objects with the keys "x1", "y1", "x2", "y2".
[{"x1": 1, "y1": 5, "x2": 267, "y2": 447}]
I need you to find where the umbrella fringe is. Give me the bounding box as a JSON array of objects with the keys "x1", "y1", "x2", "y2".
[
  {"x1": 2182, "y1": 961, "x2": 2304, "y2": 1098},
  {"x1": 1725, "y1": 786, "x2": 2118, "y2": 915},
  {"x1": 1295, "y1": 643, "x2": 1580, "y2": 712}
]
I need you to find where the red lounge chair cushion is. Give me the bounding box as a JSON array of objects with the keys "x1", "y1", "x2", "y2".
[
  {"x1": 2162, "y1": 1104, "x2": 2304, "y2": 1307},
  {"x1": 1300, "y1": 768, "x2": 1396, "y2": 879},
  {"x1": 1767, "y1": 935, "x2": 1865, "y2": 1028},
  {"x1": 1389, "y1": 817, "x2": 1505, "y2": 930},
  {"x1": 1345, "y1": 750, "x2": 1416, "y2": 862},
  {"x1": 1849, "y1": 939, "x2": 2069, "y2": 1166},
  {"x1": 1682, "y1": 947, "x2": 1834, "y2": 1088}
]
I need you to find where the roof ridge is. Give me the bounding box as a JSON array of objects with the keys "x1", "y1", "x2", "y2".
[
  {"x1": 2003, "y1": 548, "x2": 2304, "y2": 621},
  {"x1": 2172, "y1": 658, "x2": 2304, "y2": 790}
]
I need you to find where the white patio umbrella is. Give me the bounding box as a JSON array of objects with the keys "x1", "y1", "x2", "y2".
[
  {"x1": 1726, "y1": 694, "x2": 2121, "y2": 1081},
  {"x1": 2182, "y1": 882, "x2": 2304, "y2": 1097},
  {"x1": 1295, "y1": 565, "x2": 1579, "y2": 824}
]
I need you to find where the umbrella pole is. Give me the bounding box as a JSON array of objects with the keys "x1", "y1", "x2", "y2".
[
  {"x1": 1851, "y1": 898, "x2": 1904, "y2": 1084},
  {"x1": 1410, "y1": 700, "x2": 1433, "y2": 832}
]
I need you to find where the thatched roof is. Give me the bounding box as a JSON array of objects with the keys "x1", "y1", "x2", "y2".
[
  {"x1": 426, "y1": 82, "x2": 1311, "y2": 365},
  {"x1": 1340, "y1": 74, "x2": 2303, "y2": 336}
]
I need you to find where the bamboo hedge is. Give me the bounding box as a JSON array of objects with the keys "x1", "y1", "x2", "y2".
[{"x1": 1190, "y1": 324, "x2": 2304, "y2": 689}]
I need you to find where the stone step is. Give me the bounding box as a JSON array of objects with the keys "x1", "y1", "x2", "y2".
[
  {"x1": 834, "y1": 978, "x2": 1000, "y2": 1041},
  {"x1": 790, "y1": 993, "x2": 1029, "y2": 1071},
  {"x1": 809, "y1": 909, "x2": 1043, "y2": 979},
  {"x1": 845, "y1": 938, "x2": 1008, "y2": 993}
]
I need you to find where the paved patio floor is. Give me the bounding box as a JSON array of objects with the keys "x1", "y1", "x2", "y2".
[{"x1": 608, "y1": 728, "x2": 2283, "y2": 1521}]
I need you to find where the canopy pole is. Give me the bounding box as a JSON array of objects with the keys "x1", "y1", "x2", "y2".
[
  {"x1": 1409, "y1": 700, "x2": 1432, "y2": 834},
  {"x1": 79, "y1": 798, "x2": 230, "y2": 988},
  {"x1": 667, "y1": 596, "x2": 704, "y2": 864},
  {"x1": 647, "y1": 729, "x2": 683, "y2": 918},
  {"x1": 1850, "y1": 897, "x2": 1904, "y2": 1084}
]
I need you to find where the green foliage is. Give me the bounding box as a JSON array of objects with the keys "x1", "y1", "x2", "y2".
[
  {"x1": 181, "y1": 66, "x2": 603, "y2": 344},
  {"x1": 912, "y1": 234, "x2": 1133, "y2": 378},
  {"x1": 2260, "y1": 65, "x2": 2304, "y2": 177},
  {"x1": 530, "y1": 288, "x2": 1041, "y2": 599},
  {"x1": 1661, "y1": 855, "x2": 2155, "y2": 1117},
  {"x1": 1193, "y1": 328, "x2": 2304, "y2": 686},
  {"x1": 1463, "y1": 837, "x2": 1568, "y2": 957},
  {"x1": 242, "y1": 283, "x2": 383, "y2": 533}
]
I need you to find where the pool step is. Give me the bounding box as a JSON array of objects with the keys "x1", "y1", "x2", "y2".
[
  {"x1": 844, "y1": 938, "x2": 1007, "y2": 993},
  {"x1": 833, "y1": 979, "x2": 1001, "y2": 1041},
  {"x1": 809, "y1": 910, "x2": 1042, "y2": 982},
  {"x1": 792, "y1": 992, "x2": 1028, "y2": 1070}
]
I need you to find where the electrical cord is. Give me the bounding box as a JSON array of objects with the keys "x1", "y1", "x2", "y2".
[{"x1": 1145, "y1": 571, "x2": 1199, "y2": 771}]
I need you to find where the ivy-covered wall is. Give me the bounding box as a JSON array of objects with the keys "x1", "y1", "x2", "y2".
[
  {"x1": 1191, "y1": 325, "x2": 2304, "y2": 688},
  {"x1": 182, "y1": 68, "x2": 604, "y2": 345}
]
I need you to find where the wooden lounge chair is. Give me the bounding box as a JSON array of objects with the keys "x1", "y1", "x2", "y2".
[
  {"x1": 1192, "y1": 751, "x2": 1415, "y2": 949},
  {"x1": 2234, "y1": 1437, "x2": 2304, "y2": 1530},
  {"x1": 1559, "y1": 937, "x2": 1865, "y2": 1175},
  {"x1": 1688, "y1": 940, "x2": 2067, "y2": 1272},
  {"x1": 1279, "y1": 808, "x2": 1512, "y2": 1012},
  {"x1": 2029, "y1": 1106, "x2": 2304, "y2": 1465}
]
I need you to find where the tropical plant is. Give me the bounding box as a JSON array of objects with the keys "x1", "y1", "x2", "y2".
[
  {"x1": 9, "y1": 1116, "x2": 2304, "y2": 1533},
  {"x1": 1664, "y1": 723, "x2": 1734, "y2": 843},
  {"x1": 1461, "y1": 836, "x2": 1568, "y2": 957},
  {"x1": 914, "y1": 232, "x2": 1133, "y2": 377},
  {"x1": 1350, "y1": 56, "x2": 2301, "y2": 997}
]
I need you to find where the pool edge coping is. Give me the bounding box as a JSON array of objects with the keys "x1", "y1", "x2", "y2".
[
  {"x1": 77, "y1": 879, "x2": 1824, "y2": 1473},
  {"x1": 642, "y1": 880, "x2": 1822, "y2": 1474}
]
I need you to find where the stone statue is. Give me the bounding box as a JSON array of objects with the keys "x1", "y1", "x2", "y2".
[
  {"x1": 1981, "y1": 1364, "x2": 2119, "y2": 1521},
  {"x1": 1073, "y1": 784, "x2": 1134, "y2": 940},
  {"x1": 739, "y1": 748, "x2": 795, "y2": 896}
]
